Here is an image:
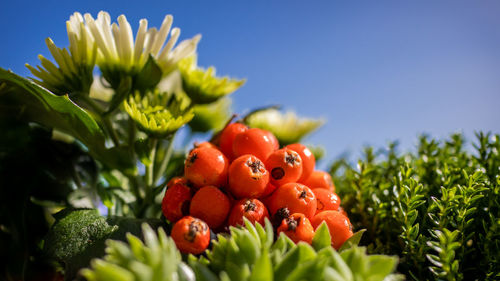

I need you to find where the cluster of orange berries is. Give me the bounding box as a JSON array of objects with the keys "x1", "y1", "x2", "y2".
[{"x1": 163, "y1": 123, "x2": 353, "y2": 254}]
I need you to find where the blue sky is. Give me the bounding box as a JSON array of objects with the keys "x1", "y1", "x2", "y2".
[{"x1": 1, "y1": 1, "x2": 499, "y2": 165}]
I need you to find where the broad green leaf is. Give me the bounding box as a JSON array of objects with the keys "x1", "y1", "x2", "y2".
[
  {"x1": 312, "y1": 222, "x2": 332, "y2": 251},
  {"x1": 338, "y1": 229, "x2": 366, "y2": 252},
  {"x1": 0, "y1": 68, "x2": 134, "y2": 170}
]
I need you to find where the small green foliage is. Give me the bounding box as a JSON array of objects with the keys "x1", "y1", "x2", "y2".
[
  {"x1": 244, "y1": 108, "x2": 324, "y2": 146},
  {"x1": 179, "y1": 56, "x2": 245, "y2": 104},
  {"x1": 44, "y1": 209, "x2": 167, "y2": 280},
  {"x1": 190, "y1": 218, "x2": 399, "y2": 281},
  {"x1": 81, "y1": 224, "x2": 194, "y2": 281},
  {"x1": 331, "y1": 133, "x2": 500, "y2": 280}
]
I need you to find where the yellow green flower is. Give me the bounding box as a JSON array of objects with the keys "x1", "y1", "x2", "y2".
[
  {"x1": 189, "y1": 97, "x2": 231, "y2": 133},
  {"x1": 26, "y1": 13, "x2": 97, "y2": 95},
  {"x1": 123, "y1": 90, "x2": 194, "y2": 138},
  {"x1": 245, "y1": 108, "x2": 324, "y2": 145},
  {"x1": 178, "y1": 56, "x2": 245, "y2": 104}
]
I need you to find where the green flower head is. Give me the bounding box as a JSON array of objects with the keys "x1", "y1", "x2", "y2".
[
  {"x1": 245, "y1": 108, "x2": 324, "y2": 146},
  {"x1": 189, "y1": 97, "x2": 231, "y2": 133},
  {"x1": 178, "y1": 55, "x2": 245, "y2": 104},
  {"x1": 26, "y1": 13, "x2": 97, "y2": 95},
  {"x1": 124, "y1": 90, "x2": 194, "y2": 138}
]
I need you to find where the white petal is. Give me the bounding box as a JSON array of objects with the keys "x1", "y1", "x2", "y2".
[
  {"x1": 157, "y1": 27, "x2": 180, "y2": 62},
  {"x1": 143, "y1": 27, "x2": 158, "y2": 56},
  {"x1": 85, "y1": 13, "x2": 113, "y2": 59},
  {"x1": 118, "y1": 15, "x2": 134, "y2": 66},
  {"x1": 134, "y1": 19, "x2": 148, "y2": 63},
  {"x1": 150, "y1": 15, "x2": 172, "y2": 55}
]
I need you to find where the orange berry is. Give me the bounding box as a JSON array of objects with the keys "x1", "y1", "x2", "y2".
[
  {"x1": 263, "y1": 129, "x2": 279, "y2": 150},
  {"x1": 190, "y1": 186, "x2": 231, "y2": 229},
  {"x1": 301, "y1": 170, "x2": 335, "y2": 192},
  {"x1": 185, "y1": 147, "x2": 229, "y2": 188},
  {"x1": 277, "y1": 213, "x2": 315, "y2": 244},
  {"x1": 285, "y1": 143, "x2": 315, "y2": 182},
  {"x1": 265, "y1": 148, "x2": 303, "y2": 186},
  {"x1": 171, "y1": 216, "x2": 210, "y2": 254},
  {"x1": 228, "y1": 198, "x2": 269, "y2": 227},
  {"x1": 268, "y1": 183, "x2": 317, "y2": 219},
  {"x1": 228, "y1": 155, "x2": 269, "y2": 198},
  {"x1": 193, "y1": 141, "x2": 217, "y2": 150},
  {"x1": 311, "y1": 210, "x2": 353, "y2": 250},
  {"x1": 232, "y1": 128, "x2": 276, "y2": 162},
  {"x1": 260, "y1": 182, "x2": 277, "y2": 198},
  {"x1": 161, "y1": 177, "x2": 192, "y2": 223},
  {"x1": 219, "y1": 123, "x2": 248, "y2": 160},
  {"x1": 312, "y1": 188, "x2": 341, "y2": 213}
]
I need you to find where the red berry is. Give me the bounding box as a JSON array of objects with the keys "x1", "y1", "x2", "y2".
[
  {"x1": 263, "y1": 130, "x2": 279, "y2": 150},
  {"x1": 219, "y1": 123, "x2": 248, "y2": 160},
  {"x1": 185, "y1": 147, "x2": 229, "y2": 188},
  {"x1": 268, "y1": 183, "x2": 317, "y2": 219},
  {"x1": 277, "y1": 213, "x2": 314, "y2": 244},
  {"x1": 311, "y1": 210, "x2": 353, "y2": 250},
  {"x1": 228, "y1": 155, "x2": 269, "y2": 198},
  {"x1": 265, "y1": 148, "x2": 303, "y2": 186},
  {"x1": 171, "y1": 216, "x2": 210, "y2": 254},
  {"x1": 232, "y1": 128, "x2": 276, "y2": 162},
  {"x1": 312, "y1": 188, "x2": 341, "y2": 213},
  {"x1": 228, "y1": 198, "x2": 269, "y2": 227},
  {"x1": 285, "y1": 143, "x2": 315, "y2": 182},
  {"x1": 301, "y1": 170, "x2": 335, "y2": 192},
  {"x1": 190, "y1": 186, "x2": 231, "y2": 229},
  {"x1": 161, "y1": 177, "x2": 192, "y2": 223}
]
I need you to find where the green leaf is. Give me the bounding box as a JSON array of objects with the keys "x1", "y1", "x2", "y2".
[
  {"x1": 0, "y1": 68, "x2": 134, "y2": 170},
  {"x1": 312, "y1": 222, "x2": 332, "y2": 251},
  {"x1": 338, "y1": 229, "x2": 366, "y2": 252},
  {"x1": 249, "y1": 249, "x2": 273, "y2": 281},
  {"x1": 274, "y1": 243, "x2": 317, "y2": 281},
  {"x1": 134, "y1": 55, "x2": 163, "y2": 92},
  {"x1": 105, "y1": 76, "x2": 132, "y2": 114}
]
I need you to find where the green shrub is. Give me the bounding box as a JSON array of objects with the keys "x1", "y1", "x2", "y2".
[{"x1": 331, "y1": 133, "x2": 500, "y2": 280}]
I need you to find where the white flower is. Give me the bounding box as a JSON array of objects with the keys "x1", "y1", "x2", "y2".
[{"x1": 81, "y1": 11, "x2": 201, "y2": 75}]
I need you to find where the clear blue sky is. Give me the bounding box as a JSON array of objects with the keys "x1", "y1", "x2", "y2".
[{"x1": 2, "y1": 0, "x2": 499, "y2": 164}]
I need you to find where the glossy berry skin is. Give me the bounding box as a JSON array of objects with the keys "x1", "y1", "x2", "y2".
[
  {"x1": 228, "y1": 199, "x2": 269, "y2": 227},
  {"x1": 268, "y1": 183, "x2": 317, "y2": 219},
  {"x1": 265, "y1": 148, "x2": 303, "y2": 187},
  {"x1": 219, "y1": 123, "x2": 248, "y2": 160},
  {"x1": 193, "y1": 141, "x2": 217, "y2": 150},
  {"x1": 171, "y1": 216, "x2": 210, "y2": 254},
  {"x1": 301, "y1": 170, "x2": 335, "y2": 192},
  {"x1": 263, "y1": 130, "x2": 279, "y2": 150},
  {"x1": 277, "y1": 213, "x2": 315, "y2": 244},
  {"x1": 311, "y1": 210, "x2": 353, "y2": 250},
  {"x1": 232, "y1": 128, "x2": 277, "y2": 163},
  {"x1": 312, "y1": 188, "x2": 341, "y2": 213},
  {"x1": 185, "y1": 147, "x2": 229, "y2": 188},
  {"x1": 285, "y1": 143, "x2": 315, "y2": 182},
  {"x1": 190, "y1": 186, "x2": 231, "y2": 229},
  {"x1": 161, "y1": 177, "x2": 192, "y2": 223},
  {"x1": 228, "y1": 155, "x2": 269, "y2": 199},
  {"x1": 260, "y1": 182, "x2": 277, "y2": 198}
]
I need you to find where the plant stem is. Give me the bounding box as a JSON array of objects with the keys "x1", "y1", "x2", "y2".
[
  {"x1": 145, "y1": 138, "x2": 158, "y2": 191},
  {"x1": 80, "y1": 94, "x2": 120, "y2": 147},
  {"x1": 153, "y1": 133, "x2": 176, "y2": 185}
]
